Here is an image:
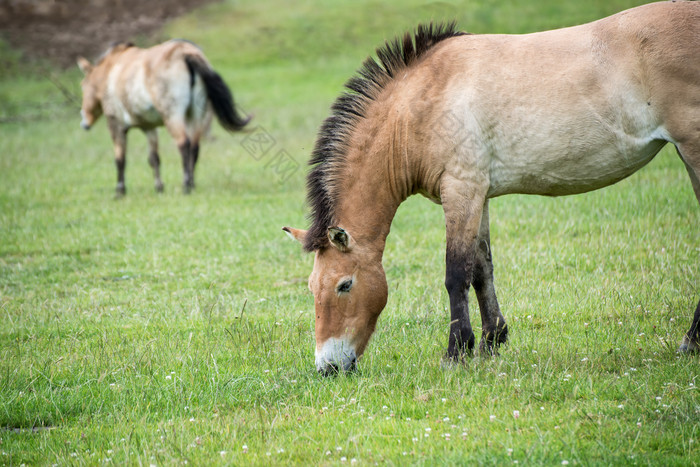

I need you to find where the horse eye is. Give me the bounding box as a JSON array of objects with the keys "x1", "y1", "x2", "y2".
[{"x1": 337, "y1": 279, "x2": 353, "y2": 294}]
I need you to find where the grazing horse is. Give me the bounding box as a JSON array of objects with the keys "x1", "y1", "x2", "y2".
[
  {"x1": 283, "y1": 1, "x2": 700, "y2": 375},
  {"x1": 78, "y1": 40, "x2": 250, "y2": 195}
]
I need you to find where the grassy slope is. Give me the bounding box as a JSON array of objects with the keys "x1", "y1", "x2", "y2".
[{"x1": 1, "y1": 0, "x2": 698, "y2": 464}]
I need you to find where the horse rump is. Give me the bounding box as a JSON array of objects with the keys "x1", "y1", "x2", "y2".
[{"x1": 184, "y1": 55, "x2": 251, "y2": 131}]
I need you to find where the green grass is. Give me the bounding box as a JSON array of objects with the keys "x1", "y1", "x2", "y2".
[{"x1": 1, "y1": 0, "x2": 699, "y2": 464}]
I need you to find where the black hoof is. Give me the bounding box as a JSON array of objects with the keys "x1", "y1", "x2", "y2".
[
  {"x1": 446, "y1": 329, "x2": 475, "y2": 363},
  {"x1": 479, "y1": 324, "x2": 509, "y2": 356},
  {"x1": 183, "y1": 181, "x2": 195, "y2": 194},
  {"x1": 479, "y1": 340, "x2": 497, "y2": 357},
  {"x1": 678, "y1": 335, "x2": 699, "y2": 353}
]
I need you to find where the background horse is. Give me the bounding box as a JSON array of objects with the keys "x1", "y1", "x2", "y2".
[
  {"x1": 78, "y1": 40, "x2": 250, "y2": 195},
  {"x1": 284, "y1": 1, "x2": 700, "y2": 375}
]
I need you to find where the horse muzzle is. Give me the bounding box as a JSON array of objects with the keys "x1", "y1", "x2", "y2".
[
  {"x1": 315, "y1": 336, "x2": 357, "y2": 376},
  {"x1": 80, "y1": 109, "x2": 92, "y2": 130}
]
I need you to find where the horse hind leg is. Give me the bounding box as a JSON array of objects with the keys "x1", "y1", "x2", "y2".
[
  {"x1": 145, "y1": 129, "x2": 164, "y2": 193},
  {"x1": 192, "y1": 138, "x2": 200, "y2": 167},
  {"x1": 677, "y1": 144, "x2": 700, "y2": 204},
  {"x1": 165, "y1": 120, "x2": 195, "y2": 194},
  {"x1": 179, "y1": 138, "x2": 195, "y2": 194},
  {"x1": 188, "y1": 98, "x2": 213, "y2": 187},
  {"x1": 184, "y1": 129, "x2": 203, "y2": 193},
  {"x1": 179, "y1": 117, "x2": 208, "y2": 193},
  {"x1": 183, "y1": 135, "x2": 200, "y2": 193},
  {"x1": 675, "y1": 143, "x2": 700, "y2": 352},
  {"x1": 472, "y1": 201, "x2": 508, "y2": 355},
  {"x1": 190, "y1": 127, "x2": 206, "y2": 178}
]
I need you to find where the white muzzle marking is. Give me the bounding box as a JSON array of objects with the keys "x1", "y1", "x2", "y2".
[
  {"x1": 80, "y1": 110, "x2": 90, "y2": 130},
  {"x1": 315, "y1": 336, "x2": 357, "y2": 374}
]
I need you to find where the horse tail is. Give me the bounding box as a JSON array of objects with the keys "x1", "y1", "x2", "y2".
[{"x1": 184, "y1": 55, "x2": 251, "y2": 131}]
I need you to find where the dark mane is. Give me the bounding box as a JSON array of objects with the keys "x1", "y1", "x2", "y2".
[
  {"x1": 304, "y1": 22, "x2": 466, "y2": 252},
  {"x1": 96, "y1": 41, "x2": 134, "y2": 64}
]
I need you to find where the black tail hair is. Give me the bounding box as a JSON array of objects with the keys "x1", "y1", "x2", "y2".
[{"x1": 185, "y1": 55, "x2": 251, "y2": 131}]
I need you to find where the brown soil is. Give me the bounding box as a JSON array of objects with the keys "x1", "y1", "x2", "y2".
[{"x1": 0, "y1": 0, "x2": 219, "y2": 69}]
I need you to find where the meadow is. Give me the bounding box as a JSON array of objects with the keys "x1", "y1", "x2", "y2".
[{"x1": 1, "y1": 0, "x2": 698, "y2": 464}]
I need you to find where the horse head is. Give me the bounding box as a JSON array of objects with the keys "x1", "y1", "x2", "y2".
[
  {"x1": 77, "y1": 56, "x2": 103, "y2": 130},
  {"x1": 284, "y1": 226, "x2": 388, "y2": 375},
  {"x1": 76, "y1": 43, "x2": 132, "y2": 130}
]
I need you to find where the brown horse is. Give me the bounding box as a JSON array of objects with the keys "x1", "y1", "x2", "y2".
[
  {"x1": 284, "y1": 1, "x2": 700, "y2": 375},
  {"x1": 78, "y1": 40, "x2": 250, "y2": 195}
]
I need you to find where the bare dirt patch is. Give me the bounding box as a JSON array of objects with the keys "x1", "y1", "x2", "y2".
[{"x1": 0, "y1": 0, "x2": 219, "y2": 69}]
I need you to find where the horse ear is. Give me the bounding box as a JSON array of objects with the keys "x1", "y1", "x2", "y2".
[
  {"x1": 328, "y1": 227, "x2": 352, "y2": 252},
  {"x1": 283, "y1": 227, "x2": 307, "y2": 244},
  {"x1": 77, "y1": 57, "x2": 93, "y2": 75}
]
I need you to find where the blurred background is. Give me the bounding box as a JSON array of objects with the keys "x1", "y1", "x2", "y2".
[{"x1": 0, "y1": 0, "x2": 219, "y2": 68}]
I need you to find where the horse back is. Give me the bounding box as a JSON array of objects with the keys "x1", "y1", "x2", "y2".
[{"x1": 101, "y1": 40, "x2": 210, "y2": 129}]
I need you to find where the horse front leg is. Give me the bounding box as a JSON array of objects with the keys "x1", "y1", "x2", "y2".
[
  {"x1": 441, "y1": 176, "x2": 488, "y2": 362},
  {"x1": 472, "y1": 200, "x2": 508, "y2": 355},
  {"x1": 166, "y1": 120, "x2": 195, "y2": 194},
  {"x1": 145, "y1": 129, "x2": 164, "y2": 193},
  {"x1": 107, "y1": 117, "x2": 127, "y2": 197}
]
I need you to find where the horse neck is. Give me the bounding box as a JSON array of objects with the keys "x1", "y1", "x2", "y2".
[
  {"x1": 94, "y1": 50, "x2": 130, "y2": 96},
  {"x1": 333, "y1": 131, "x2": 417, "y2": 257},
  {"x1": 92, "y1": 61, "x2": 115, "y2": 98}
]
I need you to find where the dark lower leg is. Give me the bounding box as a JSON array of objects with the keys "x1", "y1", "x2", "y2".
[
  {"x1": 192, "y1": 141, "x2": 200, "y2": 166},
  {"x1": 445, "y1": 246, "x2": 476, "y2": 360},
  {"x1": 115, "y1": 156, "x2": 126, "y2": 196},
  {"x1": 178, "y1": 139, "x2": 194, "y2": 193},
  {"x1": 473, "y1": 238, "x2": 508, "y2": 355},
  {"x1": 109, "y1": 120, "x2": 127, "y2": 197},
  {"x1": 190, "y1": 141, "x2": 200, "y2": 190},
  {"x1": 680, "y1": 299, "x2": 700, "y2": 352},
  {"x1": 149, "y1": 151, "x2": 164, "y2": 192},
  {"x1": 146, "y1": 130, "x2": 163, "y2": 192}
]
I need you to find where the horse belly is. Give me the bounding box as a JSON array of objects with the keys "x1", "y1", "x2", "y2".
[
  {"x1": 477, "y1": 83, "x2": 669, "y2": 198},
  {"x1": 131, "y1": 104, "x2": 164, "y2": 128},
  {"x1": 487, "y1": 131, "x2": 667, "y2": 197}
]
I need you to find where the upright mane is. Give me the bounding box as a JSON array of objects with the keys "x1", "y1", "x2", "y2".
[
  {"x1": 96, "y1": 41, "x2": 134, "y2": 64},
  {"x1": 304, "y1": 22, "x2": 466, "y2": 252}
]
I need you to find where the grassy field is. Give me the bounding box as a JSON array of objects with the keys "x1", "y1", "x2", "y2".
[{"x1": 1, "y1": 0, "x2": 699, "y2": 464}]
